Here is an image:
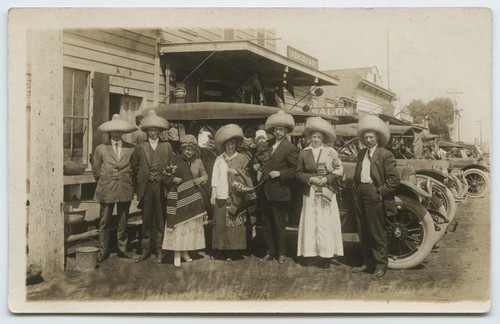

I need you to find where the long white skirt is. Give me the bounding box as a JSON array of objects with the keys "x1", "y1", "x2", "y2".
[
  {"x1": 162, "y1": 216, "x2": 206, "y2": 251},
  {"x1": 297, "y1": 187, "x2": 344, "y2": 258}
]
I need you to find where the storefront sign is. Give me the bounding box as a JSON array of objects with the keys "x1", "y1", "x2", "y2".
[
  {"x1": 311, "y1": 107, "x2": 354, "y2": 116},
  {"x1": 287, "y1": 46, "x2": 318, "y2": 69}
]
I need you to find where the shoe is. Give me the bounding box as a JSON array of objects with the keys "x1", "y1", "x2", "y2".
[
  {"x1": 352, "y1": 264, "x2": 369, "y2": 273},
  {"x1": 320, "y1": 259, "x2": 331, "y2": 269},
  {"x1": 117, "y1": 252, "x2": 132, "y2": 259},
  {"x1": 261, "y1": 254, "x2": 274, "y2": 262},
  {"x1": 97, "y1": 253, "x2": 109, "y2": 263},
  {"x1": 156, "y1": 250, "x2": 164, "y2": 264},
  {"x1": 371, "y1": 269, "x2": 386, "y2": 280},
  {"x1": 174, "y1": 257, "x2": 181, "y2": 267},
  {"x1": 278, "y1": 255, "x2": 287, "y2": 264},
  {"x1": 181, "y1": 251, "x2": 193, "y2": 263},
  {"x1": 135, "y1": 254, "x2": 150, "y2": 263}
]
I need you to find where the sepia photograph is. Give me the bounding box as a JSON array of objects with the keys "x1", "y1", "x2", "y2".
[{"x1": 6, "y1": 4, "x2": 494, "y2": 315}]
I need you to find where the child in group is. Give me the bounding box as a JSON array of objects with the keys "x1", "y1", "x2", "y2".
[{"x1": 251, "y1": 129, "x2": 270, "y2": 183}]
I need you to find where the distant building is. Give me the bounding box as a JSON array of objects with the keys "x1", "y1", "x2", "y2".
[{"x1": 315, "y1": 66, "x2": 397, "y2": 117}]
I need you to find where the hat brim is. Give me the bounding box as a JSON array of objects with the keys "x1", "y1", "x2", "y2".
[
  {"x1": 98, "y1": 120, "x2": 137, "y2": 133},
  {"x1": 357, "y1": 116, "x2": 390, "y2": 146}
]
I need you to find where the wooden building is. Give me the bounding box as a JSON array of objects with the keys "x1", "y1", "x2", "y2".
[{"x1": 27, "y1": 27, "x2": 337, "y2": 276}]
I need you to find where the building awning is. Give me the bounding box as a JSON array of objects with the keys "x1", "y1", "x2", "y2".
[{"x1": 159, "y1": 41, "x2": 339, "y2": 88}]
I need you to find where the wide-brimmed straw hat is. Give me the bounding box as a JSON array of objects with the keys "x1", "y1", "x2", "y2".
[
  {"x1": 357, "y1": 115, "x2": 390, "y2": 147},
  {"x1": 265, "y1": 110, "x2": 295, "y2": 133},
  {"x1": 98, "y1": 114, "x2": 136, "y2": 133},
  {"x1": 214, "y1": 124, "x2": 244, "y2": 152},
  {"x1": 140, "y1": 110, "x2": 170, "y2": 131},
  {"x1": 303, "y1": 117, "x2": 336, "y2": 143}
]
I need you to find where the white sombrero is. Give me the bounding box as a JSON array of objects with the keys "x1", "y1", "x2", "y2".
[
  {"x1": 357, "y1": 115, "x2": 390, "y2": 147},
  {"x1": 97, "y1": 114, "x2": 136, "y2": 133},
  {"x1": 303, "y1": 117, "x2": 336, "y2": 143},
  {"x1": 140, "y1": 110, "x2": 170, "y2": 131},
  {"x1": 214, "y1": 124, "x2": 244, "y2": 152},
  {"x1": 265, "y1": 110, "x2": 295, "y2": 133}
]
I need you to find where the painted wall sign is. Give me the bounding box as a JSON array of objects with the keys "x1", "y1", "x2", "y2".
[{"x1": 311, "y1": 107, "x2": 354, "y2": 116}]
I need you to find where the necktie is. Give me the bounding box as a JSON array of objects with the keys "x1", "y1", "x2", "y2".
[
  {"x1": 114, "y1": 143, "x2": 120, "y2": 159},
  {"x1": 367, "y1": 149, "x2": 372, "y2": 160}
]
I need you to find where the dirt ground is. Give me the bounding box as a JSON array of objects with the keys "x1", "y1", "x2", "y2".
[{"x1": 26, "y1": 194, "x2": 490, "y2": 304}]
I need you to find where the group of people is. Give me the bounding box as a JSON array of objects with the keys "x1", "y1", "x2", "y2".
[{"x1": 92, "y1": 109, "x2": 400, "y2": 280}]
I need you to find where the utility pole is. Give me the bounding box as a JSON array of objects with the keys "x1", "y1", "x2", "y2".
[
  {"x1": 476, "y1": 120, "x2": 484, "y2": 150},
  {"x1": 447, "y1": 91, "x2": 463, "y2": 141}
]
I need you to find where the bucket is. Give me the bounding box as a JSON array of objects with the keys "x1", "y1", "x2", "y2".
[{"x1": 75, "y1": 246, "x2": 99, "y2": 272}]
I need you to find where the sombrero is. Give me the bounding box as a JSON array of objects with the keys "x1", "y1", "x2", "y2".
[
  {"x1": 303, "y1": 117, "x2": 336, "y2": 143},
  {"x1": 357, "y1": 115, "x2": 390, "y2": 147},
  {"x1": 214, "y1": 124, "x2": 244, "y2": 152},
  {"x1": 265, "y1": 110, "x2": 295, "y2": 133},
  {"x1": 97, "y1": 114, "x2": 136, "y2": 133},
  {"x1": 140, "y1": 110, "x2": 170, "y2": 131}
]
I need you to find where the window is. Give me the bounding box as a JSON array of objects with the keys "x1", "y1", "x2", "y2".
[{"x1": 63, "y1": 67, "x2": 91, "y2": 164}]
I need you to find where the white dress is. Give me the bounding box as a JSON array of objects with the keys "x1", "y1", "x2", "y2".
[{"x1": 297, "y1": 146, "x2": 344, "y2": 258}]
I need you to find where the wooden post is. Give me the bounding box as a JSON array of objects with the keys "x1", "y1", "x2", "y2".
[
  {"x1": 28, "y1": 30, "x2": 65, "y2": 275},
  {"x1": 153, "y1": 33, "x2": 161, "y2": 105}
]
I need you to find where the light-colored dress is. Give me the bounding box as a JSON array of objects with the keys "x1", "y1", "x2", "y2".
[
  {"x1": 296, "y1": 145, "x2": 344, "y2": 258},
  {"x1": 162, "y1": 158, "x2": 208, "y2": 251}
]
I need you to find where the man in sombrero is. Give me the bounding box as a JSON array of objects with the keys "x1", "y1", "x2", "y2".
[
  {"x1": 93, "y1": 114, "x2": 137, "y2": 262},
  {"x1": 352, "y1": 115, "x2": 400, "y2": 279},
  {"x1": 260, "y1": 111, "x2": 299, "y2": 264},
  {"x1": 131, "y1": 110, "x2": 178, "y2": 263}
]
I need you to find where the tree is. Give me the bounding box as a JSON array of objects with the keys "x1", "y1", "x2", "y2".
[{"x1": 407, "y1": 97, "x2": 455, "y2": 140}]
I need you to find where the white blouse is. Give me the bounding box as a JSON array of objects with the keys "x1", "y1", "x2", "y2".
[{"x1": 211, "y1": 152, "x2": 238, "y2": 200}]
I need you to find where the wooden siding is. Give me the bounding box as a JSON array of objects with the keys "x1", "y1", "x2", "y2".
[{"x1": 63, "y1": 29, "x2": 165, "y2": 109}]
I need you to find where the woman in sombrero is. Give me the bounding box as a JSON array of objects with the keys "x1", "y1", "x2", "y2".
[
  {"x1": 295, "y1": 117, "x2": 345, "y2": 268},
  {"x1": 210, "y1": 124, "x2": 257, "y2": 261},
  {"x1": 163, "y1": 134, "x2": 209, "y2": 267}
]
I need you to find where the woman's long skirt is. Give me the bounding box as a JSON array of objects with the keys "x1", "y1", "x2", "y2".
[
  {"x1": 212, "y1": 199, "x2": 246, "y2": 250},
  {"x1": 297, "y1": 188, "x2": 344, "y2": 258}
]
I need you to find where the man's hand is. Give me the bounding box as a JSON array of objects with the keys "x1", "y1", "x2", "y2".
[
  {"x1": 210, "y1": 193, "x2": 216, "y2": 205},
  {"x1": 173, "y1": 177, "x2": 183, "y2": 185},
  {"x1": 269, "y1": 170, "x2": 280, "y2": 178}
]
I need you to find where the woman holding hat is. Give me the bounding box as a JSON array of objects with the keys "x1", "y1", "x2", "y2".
[
  {"x1": 295, "y1": 117, "x2": 345, "y2": 268},
  {"x1": 131, "y1": 110, "x2": 176, "y2": 263},
  {"x1": 163, "y1": 134, "x2": 208, "y2": 267},
  {"x1": 210, "y1": 124, "x2": 257, "y2": 261},
  {"x1": 93, "y1": 114, "x2": 137, "y2": 262}
]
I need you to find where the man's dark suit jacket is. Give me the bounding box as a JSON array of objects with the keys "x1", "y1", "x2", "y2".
[
  {"x1": 353, "y1": 147, "x2": 400, "y2": 215},
  {"x1": 261, "y1": 139, "x2": 298, "y2": 201},
  {"x1": 131, "y1": 140, "x2": 174, "y2": 202}
]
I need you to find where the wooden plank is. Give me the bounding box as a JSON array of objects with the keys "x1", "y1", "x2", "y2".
[
  {"x1": 106, "y1": 28, "x2": 157, "y2": 46},
  {"x1": 66, "y1": 29, "x2": 156, "y2": 50},
  {"x1": 66, "y1": 229, "x2": 99, "y2": 243},
  {"x1": 162, "y1": 29, "x2": 198, "y2": 43},
  {"x1": 63, "y1": 55, "x2": 157, "y2": 86},
  {"x1": 64, "y1": 173, "x2": 96, "y2": 185},
  {"x1": 196, "y1": 28, "x2": 223, "y2": 41},
  {"x1": 64, "y1": 31, "x2": 155, "y2": 63},
  {"x1": 63, "y1": 43, "x2": 155, "y2": 74},
  {"x1": 236, "y1": 28, "x2": 257, "y2": 39},
  {"x1": 29, "y1": 30, "x2": 65, "y2": 275}
]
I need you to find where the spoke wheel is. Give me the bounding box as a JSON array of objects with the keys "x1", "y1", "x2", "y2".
[
  {"x1": 386, "y1": 196, "x2": 435, "y2": 269},
  {"x1": 464, "y1": 168, "x2": 490, "y2": 198}
]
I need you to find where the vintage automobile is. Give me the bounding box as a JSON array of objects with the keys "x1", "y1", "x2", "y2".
[
  {"x1": 146, "y1": 102, "x2": 438, "y2": 270},
  {"x1": 434, "y1": 140, "x2": 490, "y2": 198}
]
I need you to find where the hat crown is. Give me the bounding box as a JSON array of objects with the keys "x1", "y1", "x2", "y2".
[{"x1": 111, "y1": 114, "x2": 121, "y2": 121}]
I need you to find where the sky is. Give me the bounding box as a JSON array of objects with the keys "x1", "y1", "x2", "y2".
[{"x1": 273, "y1": 8, "x2": 491, "y2": 144}]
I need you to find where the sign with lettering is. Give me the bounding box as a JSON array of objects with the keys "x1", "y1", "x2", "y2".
[
  {"x1": 311, "y1": 107, "x2": 354, "y2": 116},
  {"x1": 287, "y1": 46, "x2": 319, "y2": 69}
]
